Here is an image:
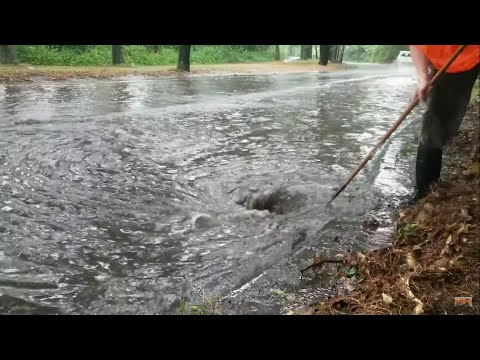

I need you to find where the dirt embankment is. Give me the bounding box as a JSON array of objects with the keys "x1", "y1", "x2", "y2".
[
  {"x1": 0, "y1": 61, "x2": 349, "y2": 83},
  {"x1": 302, "y1": 86, "x2": 480, "y2": 315}
]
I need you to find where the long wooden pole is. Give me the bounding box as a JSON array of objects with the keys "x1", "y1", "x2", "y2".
[{"x1": 326, "y1": 45, "x2": 468, "y2": 206}]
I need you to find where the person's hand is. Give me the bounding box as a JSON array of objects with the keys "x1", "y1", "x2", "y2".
[
  {"x1": 414, "y1": 77, "x2": 431, "y2": 103},
  {"x1": 409, "y1": 45, "x2": 433, "y2": 103}
]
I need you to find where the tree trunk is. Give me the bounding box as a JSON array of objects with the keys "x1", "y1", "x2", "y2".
[
  {"x1": 339, "y1": 45, "x2": 345, "y2": 64},
  {"x1": 306, "y1": 45, "x2": 312, "y2": 59},
  {"x1": 177, "y1": 45, "x2": 191, "y2": 72},
  {"x1": 300, "y1": 45, "x2": 307, "y2": 60},
  {"x1": 319, "y1": 45, "x2": 330, "y2": 65},
  {"x1": 153, "y1": 45, "x2": 159, "y2": 53},
  {"x1": 112, "y1": 45, "x2": 124, "y2": 65},
  {"x1": 300, "y1": 45, "x2": 312, "y2": 60},
  {"x1": 329, "y1": 45, "x2": 338, "y2": 63},
  {"x1": 315, "y1": 45, "x2": 318, "y2": 59},
  {"x1": 0, "y1": 45, "x2": 19, "y2": 64},
  {"x1": 274, "y1": 45, "x2": 280, "y2": 61}
]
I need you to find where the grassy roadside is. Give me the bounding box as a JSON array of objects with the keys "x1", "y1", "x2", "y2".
[
  {"x1": 302, "y1": 80, "x2": 480, "y2": 315},
  {"x1": 14, "y1": 45, "x2": 276, "y2": 66},
  {"x1": 0, "y1": 61, "x2": 350, "y2": 83}
]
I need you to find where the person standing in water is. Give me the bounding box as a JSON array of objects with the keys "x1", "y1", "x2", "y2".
[{"x1": 408, "y1": 45, "x2": 479, "y2": 203}]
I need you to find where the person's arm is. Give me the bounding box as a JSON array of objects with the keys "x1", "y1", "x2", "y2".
[{"x1": 409, "y1": 45, "x2": 432, "y2": 102}]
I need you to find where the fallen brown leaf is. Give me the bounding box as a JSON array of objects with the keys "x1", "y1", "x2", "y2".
[
  {"x1": 382, "y1": 293, "x2": 393, "y2": 305},
  {"x1": 446, "y1": 234, "x2": 453, "y2": 245}
]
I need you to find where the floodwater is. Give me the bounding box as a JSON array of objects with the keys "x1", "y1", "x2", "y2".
[{"x1": 0, "y1": 63, "x2": 424, "y2": 314}]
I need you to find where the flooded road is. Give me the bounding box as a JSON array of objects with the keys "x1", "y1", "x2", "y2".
[{"x1": 0, "y1": 64, "x2": 423, "y2": 314}]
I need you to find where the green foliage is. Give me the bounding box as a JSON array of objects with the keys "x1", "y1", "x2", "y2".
[
  {"x1": 366, "y1": 45, "x2": 408, "y2": 63},
  {"x1": 468, "y1": 162, "x2": 480, "y2": 175},
  {"x1": 46, "y1": 45, "x2": 90, "y2": 52},
  {"x1": 191, "y1": 46, "x2": 274, "y2": 64},
  {"x1": 471, "y1": 80, "x2": 479, "y2": 105},
  {"x1": 178, "y1": 296, "x2": 187, "y2": 315},
  {"x1": 15, "y1": 45, "x2": 275, "y2": 66},
  {"x1": 17, "y1": 46, "x2": 112, "y2": 66},
  {"x1": 344, "y1": 45, "x2": 409, "y2": 63},
  {"x1": 188, "y1": 304, "x2": 207, "y2": 315},
  {"x1": 344, "y1": 45, "x2": 368, "y2": 61},
  {"x1": 345, "y1": 266, "x2": 359, "y2": 279},
  {"x1": 177, "y1": 295, "x2": 220, "y2": 315},
  {"x1": 232, "y1": 45, "x2": 271, "y2": 51},
  {"x1": 396, "y1": 223, "x2": 418, "y2": 240},
  {"x1": 10, "y1": 45, "x2": 414, "y2": 66}
]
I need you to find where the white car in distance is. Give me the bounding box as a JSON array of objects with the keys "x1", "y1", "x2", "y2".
[{"x1": 395, "y1": 50, "x2": 413, "y2": 65}]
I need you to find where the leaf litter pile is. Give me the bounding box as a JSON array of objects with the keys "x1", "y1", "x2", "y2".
[{"x1": 307, "y1": 99, "x2": 480, "y2": 315}]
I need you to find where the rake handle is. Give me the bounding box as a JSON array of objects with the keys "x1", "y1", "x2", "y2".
[{"x1": 327, "y1": 45, "x2": 468, "y2": 206}]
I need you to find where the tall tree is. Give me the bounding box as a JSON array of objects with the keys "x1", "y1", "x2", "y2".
[
  {"x1": 329, "y1": 45, "x2": 336, "y2": 63},
  {"x1": 339, "y1": 45, "x2": 345, "y2": 63},
  {"x1": 315, "y1": 45, "x2": 318, "y2": 59},
  {"x1": 177, "y1": 45, "x2": 191, "y2": 72},
  {"x1": 300, "y1": 45, "x2": 312, "y2": 60},
  {"x1": 307, "y1": 46, "x2": 312, "y2": 59},
  {"x1": 319, "y1": 45, "x2": 330, "y2": 65},
  {"x1": 329, "y1": 45, "x2": 342, "y2": 63},
  {"x1": 274, "y1": 45, "x2": 280, "y2": 61},
  {"x1": 0, "y1": 45, "x2": 19, "y2": 64},
  {"x1": 112, "y1": 45, "x2": 124, "y2": 65}
]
